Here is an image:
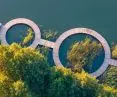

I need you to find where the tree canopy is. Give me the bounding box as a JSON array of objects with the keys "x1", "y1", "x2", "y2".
[
  {"x1": 67, "y1": 37, "x2": 102, "y2": 73},
  {"x1": 101, "y1": 45, "x2": 117, "y2": 88},
  {"x1": 0, "y1": 43, "x2": 117, "y2": 97}
]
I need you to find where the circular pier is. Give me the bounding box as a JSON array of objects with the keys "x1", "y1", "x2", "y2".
[
  {"x1": 53, "y1": 28, "x2": 111, "y2": 77},
  {"x1": 0, "y1": 18, "x2": 41, "y2": 48}
]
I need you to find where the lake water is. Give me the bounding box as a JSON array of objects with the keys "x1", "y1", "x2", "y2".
[
  {"x1": 0, "y1": 0, "x2": 117, "y2": 73},
  {"x1": 6, "y1": 24, "x2": 35, "y2": 46}
]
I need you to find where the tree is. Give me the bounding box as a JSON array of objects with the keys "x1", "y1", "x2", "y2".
[
  {"x1": 101, "y1": 66, "x2": 117, "y2": 88},
  {"x1": 112, "y1": 45, "x2": 117, "y2": 59},
  {"x1": 100, "y1": 45, "x2": 117, "y2": 88},
  {"x1": 0, "y1": 72, "x2": 11, "y2": 97},
  {"x1": 67, "y1": 37, "x2": 102, "y2": 73},
  {"x1": 42, "y1": 29, "x2": 59, "y2": 41},
  {"x1": 10, "y1": 80, "x2": 32, "y2": 97},
  {"x1": 47, "y1": 66, "x2": 117, "y2": 97},
  {"x1": 22, "y1": 28, "x2": 34, "y2": 46},
  {"x1": 0, "y1": 43, "x2": 117, "y2": 97},
  {"x1": 0, "y1": 43, "x2": 49, "y2": 97},
  {"x1": 47, "y1": 67, "x2": 82, "y2": 97}
]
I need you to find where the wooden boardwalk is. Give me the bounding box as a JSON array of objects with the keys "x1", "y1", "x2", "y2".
[
  {"x1": 0, "y1": 18, "x2": 117, "y2": 77},
  {"x1": 109, "y1": 59, "x2": 117, "y2": 66},
  {"x1": 53, "y1": 28, "x2": 112, "y2": 77},
  {"x1": 0, "y1": 18, "x2": 41, "y2": 48}
]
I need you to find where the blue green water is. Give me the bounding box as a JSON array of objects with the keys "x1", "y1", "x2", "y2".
[
  {"x1": 6, "y1": 24, "x2": 35, "y2": 46},
  {"x1": 0, "y1": 0, "x2": 117, "y2": 43},
  {"x1": 0, "y1": 0, "x2": 117, "y2": 73}
]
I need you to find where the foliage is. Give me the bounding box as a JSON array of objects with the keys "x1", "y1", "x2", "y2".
[
  {"x1": 0, "y1": 72, "x2": 11, "y2": 97},
  {"x1": 0, "y1": 43, "x2": 48, "y2": 97},
  {"x1": 47, "y1": 67, "x2": 99, "y2": 97},
  {"x1": 100, "y1": 45, "x2": 117, "y2": 88},
  {"x1": 99, "y1": 85, "x2": 117, "y2": 97},
  {"x1": 47, "y1": 67, "x2": 81, "y2": 97},
  {"x1": 112, "y1": 45, "x2": 117, "y2": 59},
  {"x1": 0, "y1": 44, "x2": 117, "y2": 97},
  {"x1": 42, "y1": 29, "x2": 58, "y2": 40},
  {"x1": 47, "y1": 66, "x2": 117, "y2": 97},
  {"x1": 67, "y1": 37, "x2": 102, "y2": 73},
  {"x1": 37, "y1": 46, "x2": 49, "y2": 57},
  {"x1": 11, "y1": 80, "x2": 32, "y2": 97},
  {"x1": 101, "y1": 66, "x2": 117, "y2": 88},
  {"x1": 22, "y1": 28, "x2": 34, "y2": 45},
  {"x1": 0, "y1": 72, "x2": 31, "y2": 97}
]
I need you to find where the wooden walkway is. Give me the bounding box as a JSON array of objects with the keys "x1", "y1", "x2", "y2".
[
  {"x1": 53, "y1": 28, "x2": 112, "y2": 77},
  {"x1": 0, "y1": 18, "x2": 117, "y2": 77},
  {"x1": 0, "y1": 18, "x2": 41, "y2": 48}
]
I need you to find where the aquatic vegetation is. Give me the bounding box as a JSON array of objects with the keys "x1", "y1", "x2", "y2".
[
  {"x1": 22, "y1": 28, "x2": 34, "y2": 45},
  {"x1": 112, "y1": 45, "x2": 117, "y2": 59},
  {"x1": 42, "y1": 29, "x2": 59, "y2": 40},
  {"x1": 67, "y1": 37, "x2": 102, "y2": 73}
]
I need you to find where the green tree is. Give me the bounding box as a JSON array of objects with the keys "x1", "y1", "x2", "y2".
[
  {"x1": 112, "y1": 45, "x2": 117, "y2": 59},
  {"x1": 0, "y1": 72, "x2": 11, "y2": 97},
  {"x1": 47, "y1": 66, "x2": 117, "y2": 97},
  {"x1": 0, "y1": 43, "x2": 49, "y2": 97},
  {"x1": 0, "y1": 43, "x2": 117, "y2": 97},
  {"x1": 101, "y1": 66, "x2": 117, "y2": 88},
  {"x1": 99, "y1": 85, "x2": 117, "y2": 97},
  {"x1": 100, "y1": 45, "x2": 117, "y2": 88},
  {"x1": 10, "y1": 80, "x2": 32, "y2": 97},
  {"x1": 67, "y1": 37, "x2": 102, "y2": 73},
  {"x1": 47, "y1": 67, "x2": 82, "y2": 97},
  {"x1": 22, "y1": 28, "x2": 34, "y2": 45}
]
